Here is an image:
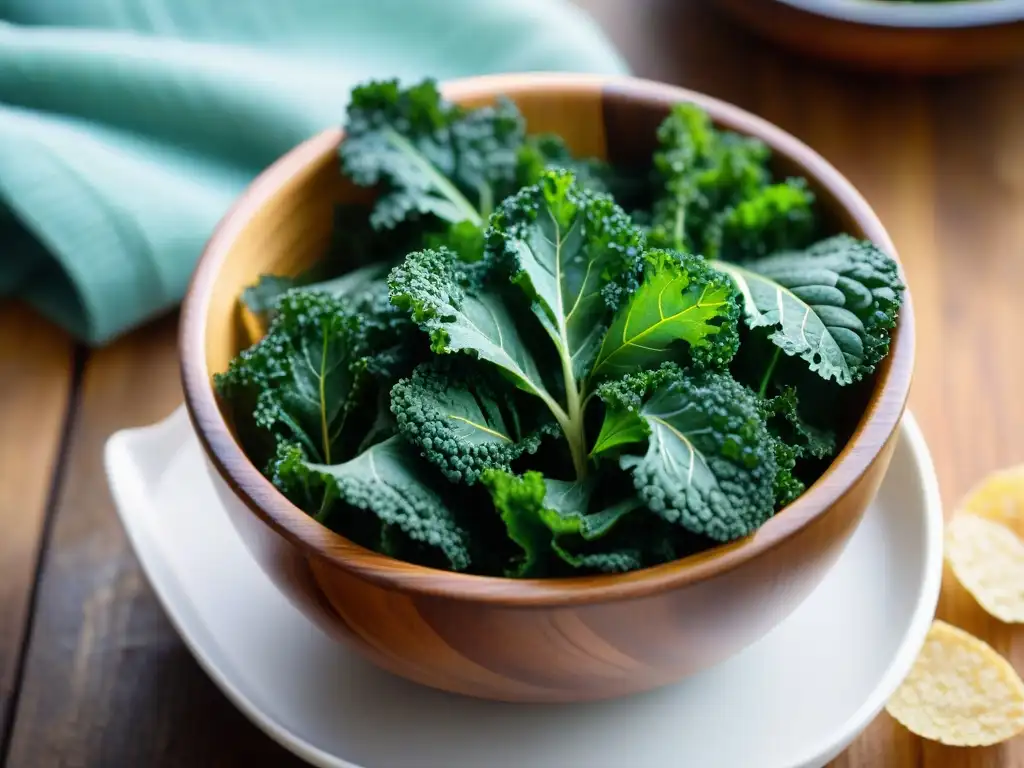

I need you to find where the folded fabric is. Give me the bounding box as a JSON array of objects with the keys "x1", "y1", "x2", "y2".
[{"x1": 0, "y1": 0, "x2": 628, "y2": 344}]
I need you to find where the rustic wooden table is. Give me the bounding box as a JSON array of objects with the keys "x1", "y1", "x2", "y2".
[{"x1": 1, "y1": 1, "x2": 1022, "y2": 765}]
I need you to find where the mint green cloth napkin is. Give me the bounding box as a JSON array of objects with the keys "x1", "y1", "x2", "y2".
[{"x1": 0, "y1": 0, "x2": 628, "y2": 344}]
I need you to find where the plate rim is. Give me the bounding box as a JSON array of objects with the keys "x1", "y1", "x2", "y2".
[
  {"x1": 786, "y1": 410, "x2": 943, "y2": 768},
  {"x1": 104, "y1": 406, "x2": 944, "y2": 768},
  {"x1": 105, "y1": 408, "x2": 353, "y2": 768}
]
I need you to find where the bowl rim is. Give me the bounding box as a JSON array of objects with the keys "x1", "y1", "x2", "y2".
[
  {"x1": 179, "y1": 71, "x2": 916, "y2": 607},
  {"x1": 773, "y1": 0, "x2": 1024, "y2": 29}
]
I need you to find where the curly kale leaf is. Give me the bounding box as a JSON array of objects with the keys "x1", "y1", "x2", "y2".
[
  {"x1": 712, "y1": 234, "x2": 904, "y2": 385},
  {"x1": 760, "y1": 385, "x2": 836, "y2": 461},
  {"x1": 214, "y1": 290, "x2": 370, "y2": 465},
  {"x1": 709, "y1": 177, "x2": 817, "y2": 261},
  {"x1": 647, "y1": 104, "x2": 773, "y2": 254},
  {"x1": 388, "y1": 169, "x2": 655, "y2": 482},
  {"x1": 247, "y1": 267, "x2": 424, "y2": 383},
  {"x1": 340, "y1": 78, "x2": 524, "y2": 230},
  {"x1": 489, "y1": 168, "x2": 646, "y2": 379},
  {"x1": 480, "y1": 470, "x2": 642, "y2": 577},
  {"x1": 646, "y1": 102, "x2": 716, "y2": 253},
  {"x1": 593, "y1": 364, "x2": 777, "y2": 542},
  {"x1": 273, "y1": 436, "x2": 471, "y2": 570},
  {"x1": 590, "y1": 249, "x2": 741, "y2": 379},
  {"x1": 756, "y1": 385, "x2": 836, "y2": 507},
  {"x1": 390, "y1": 360, "x2": 557, "y2": 485},
  {"x1": 387, "y1": 246, "x2": 554, "y2": 400},
  {"x1": 767, "y1": 437, "x2": 803, "y2": 508}
]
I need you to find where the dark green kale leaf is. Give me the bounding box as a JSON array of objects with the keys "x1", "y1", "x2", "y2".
[
  {"x1": 391, "y1": 169, "x2": 651, "y2": 479},
  {"x1": 646, "y1": 104, "x2": 775, "y2": 253},
  {"x1": 709, "y1": 177, "x2": 817, "y2": 261},
  {"x1": 760, "y1": 385, "x2": 836, "y2": 461},
  {"x1": 390, "y1": 170, "x2": 746, "y2": 483},
  {"x1": 756, "y1": 385, "x2": 837, "y2": 508},
  {"x1": 712, "y1": 234, "x2": 904, "y2": 386},
  {"x1": 272, "y1": 436, "x2": 471, "y2": 570},
  {"x1": 589, "y1": 248, "x2": 741, "y2": 379},
  {"x1": 593, "y1": 363, "x2": 777, "y2": 542},
  {"x1": 214, "y1": 290, "x2": 370, "y2": 466},
  {"x1": 388, "y1": 245, "x2": 554, "y2": 399},
  {"x1": 488, "y1": 168, "x2": 646, "y2": 379},
  {"x1": 390, "y1": 359, "x2": 558, "y2": 485},
  {"x1": 340, "y1": 78, "x2": 524, "y2": 231}
]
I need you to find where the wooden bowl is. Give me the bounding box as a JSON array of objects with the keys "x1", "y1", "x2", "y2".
[
  {"x1": 714, "y1": 0, "x2": 1024, "y2": 74},
  {"x1": 179, "y1": 73, "x2": 915, "y2": 703}
]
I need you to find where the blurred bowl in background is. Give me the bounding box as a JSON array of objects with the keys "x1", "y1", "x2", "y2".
[{"x1": 714, "y1": 0, "x2": 1024, "y2": 74}]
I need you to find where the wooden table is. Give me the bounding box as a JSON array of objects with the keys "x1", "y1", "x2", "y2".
[{"x1": 1, "y1": 1, "x2": 1022, "y2": 765}]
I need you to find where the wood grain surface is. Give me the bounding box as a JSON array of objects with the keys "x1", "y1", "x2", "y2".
[
  {"x1": 0, "y1": 0, "x2": 1021, "y2": 764},
  {"x1": 0, "y1": 304, "x2": 73, "y2": 745}
]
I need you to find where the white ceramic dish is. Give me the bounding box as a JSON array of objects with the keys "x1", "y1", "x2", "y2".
[{"x1": 105, "y1": 406, "x2": 943, "y2": 768}]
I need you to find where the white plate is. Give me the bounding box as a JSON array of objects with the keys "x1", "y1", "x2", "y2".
[{"x1": 105, "y1": 406, "x2": 943, "y2": 768}]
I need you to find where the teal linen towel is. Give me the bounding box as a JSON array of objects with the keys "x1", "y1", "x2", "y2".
[{"x1": 0, "y1": 0, "x2": 628, "y2": 344}]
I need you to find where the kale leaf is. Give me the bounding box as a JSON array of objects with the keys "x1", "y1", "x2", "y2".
[
  {"x1": 593, "y1": 364, "x2": 778, "y2": 541},
  {"x1": 214, "y1": 290, "x2": 370, "y2": 466},
  {"x1": 590, "y1": 248, "x2": 741, "y2": 378},
  {"x1": 340, "y1": 78, "x2": 524, "y2": 231},
  {"x1": 392, "y1": 170, "x2": 738, "y2": 481},
  {"x1": 712, "y1": 234, "x2": 904, "y2": 385},
  {"x1": 481, "y1": 469, "x2": 643, "y2": 577},
  {"x1": 215, "y1": 85, "x2": 907, "y2": 579},
  {"x1": 390, "y1": 359, "x2": 557, "y2": 485},
  {"x1": 273, "y1": 436, "x2": 471, "y2": 570}
]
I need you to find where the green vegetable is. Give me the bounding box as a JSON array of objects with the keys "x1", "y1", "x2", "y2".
[
  {"x1": 273, "y1": 436, "x2": 471, "y2": 570},
  {"x1": 214, "y1": 290, "x2": 370, "y2": 466},
  {"x1": 712, "y1": 234, "x2": 903, "y2": 385},
  {"x1": 757, "y1": 385, "x2": 836, "y2": 507},
  {"x1": 590, "y1": 248, "x2": 740, "y2": 378},
  {"x1": 392, "y1": 170, "x2": 734, "y2": 480},
  {"x1": 390, "y1": 359, "x2": 556, "y2": 485},
  {"x1": 340, "y1": 78, "x2": 523, "y2": 231},
  {"x1": 712, "y1": 178, "x2": 816, "y2": 261},
  {"x1": 214, "y1": 81, "x2": 905, "y2": 579},
  {"x1": 593, "y1": 364, "x2": 777, "y2": 541},
  {"x1": 481, "y1": 469, "x2": 643, "y2": 577}
]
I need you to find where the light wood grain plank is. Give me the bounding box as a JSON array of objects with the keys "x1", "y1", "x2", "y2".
[
  {"x1": 4, "y1": 313, "x2": 304, "y2": 768},
  {"x1": 917, "y1": 68, "x2": 1024, "y2": 768},
  {"x1": 0, "y1": 301, "x2": 73, "y2": 743}
]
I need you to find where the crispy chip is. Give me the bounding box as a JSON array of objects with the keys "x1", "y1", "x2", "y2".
[
  {"x1": 946, "y1": 514, "x2": 1024, "y2": 623},
  {"x1": 958, "y1": 464, "x2": 1024, "y2": 538},
  {"x1": 886, "y1": 620, "x2": 1024, "y2": 746}
]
